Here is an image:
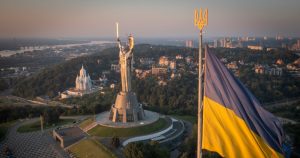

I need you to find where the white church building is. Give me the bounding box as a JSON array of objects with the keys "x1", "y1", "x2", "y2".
[
  {"x1": 75, "y1": 65, "x2": 92, "y2": 91},
  {"x1": 60, "y1": 65, "x2": 98, "y2": 99}
]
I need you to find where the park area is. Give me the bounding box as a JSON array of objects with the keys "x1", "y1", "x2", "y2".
[
  {"x1": 68, "y1": 138, "x2": 116, "y2": 158},
  {"x1": 17, "y1": 118, "x2": 74, "y2": 133},
  {"x1": 78, "y1": 117, "x2": 94, "y2": 129}
]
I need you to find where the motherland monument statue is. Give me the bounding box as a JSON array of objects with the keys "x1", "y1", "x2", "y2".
[{"x1": 109, "y1": 22, "x2": 145, "y2": 123}]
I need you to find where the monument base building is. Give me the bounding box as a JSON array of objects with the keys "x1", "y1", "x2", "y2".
[{"x1": 109, "y1": 92, "x2": 145, "y2": 122}]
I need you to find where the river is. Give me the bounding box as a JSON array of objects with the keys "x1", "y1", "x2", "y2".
[{"x1": 0, "y1": 40, "x2": 115, "y2": 57}]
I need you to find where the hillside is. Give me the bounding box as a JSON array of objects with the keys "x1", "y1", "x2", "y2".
[
  {"x1": 12, "y1": 44, "x2": 192, "y2": 98},
  {"x1": 12, "y1": 44, "x2": 300, "y2": 107}
]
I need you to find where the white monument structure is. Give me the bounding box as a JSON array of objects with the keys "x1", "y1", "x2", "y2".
[
  {"x1": 60, "y1": 65, "x2": 95, "y2": 99},
  {"x1": 109, "y1": 23, "x2": 145, "y2": 123}
]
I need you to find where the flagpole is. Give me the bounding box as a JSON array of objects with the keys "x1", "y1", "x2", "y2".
[
  {"x1": 194, "y1": 8, "x2": 208, "y2": 158},
  {"x1": 197, "y1": 29, "x2": 203, "y2": 158}
]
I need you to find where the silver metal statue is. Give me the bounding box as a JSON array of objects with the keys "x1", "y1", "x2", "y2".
[{"x1": 116, "y1": 24, "x2": 134, "y2": 92}]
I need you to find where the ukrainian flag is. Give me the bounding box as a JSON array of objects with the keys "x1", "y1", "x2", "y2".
[{"x1": 202, "y1": 47, "x2": 285, "y2": 158}]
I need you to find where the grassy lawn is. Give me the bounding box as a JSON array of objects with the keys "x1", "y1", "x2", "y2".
[
  {"x1": 17, "y1": 119, "x2": 74, "y2": 133},
  {"x1": 79, "y1": 117, "x2": 94, "y2": 129},
  {"x1": 88, "y1": 118, "x2": 169, "y2": 137},
  {"x1": 69, "y1": 138, "x2": 116, "y2": 158},
  {"x1": 171, "y1": 115, "x2": 197, "y2": 124},
  {"x1": 0, "y1": 121, "x2": 16, "y2": 142}
]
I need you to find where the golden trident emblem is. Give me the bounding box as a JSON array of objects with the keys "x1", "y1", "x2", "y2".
[{"x1": 194, "y1": 8, "x2": 208, "y2": 31}]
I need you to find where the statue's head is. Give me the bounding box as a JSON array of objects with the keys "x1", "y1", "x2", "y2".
[{"x1": 128, "y1": 34, "x2": 134, "y2": 50}]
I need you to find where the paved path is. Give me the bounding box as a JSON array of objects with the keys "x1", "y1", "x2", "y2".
[
  {"x1": 95, "y1": 110, "x2": 159, "y2": 128},
  {"x1": 1, "y1": 95, "x2": 74, "y2": 109},
  {"x1": 121, "y1": 117, "x2": 185, "y2": 146},
  {"x1": 0, "y1": 119, "x2": 70, "y2": 158}
]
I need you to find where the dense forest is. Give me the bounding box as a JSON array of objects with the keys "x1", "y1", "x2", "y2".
[
  {"x1": 0, "y1": 104, "x2": 65, "y2": 124},
  {"x1": 133, "y1": 74, "x2": 198, "y2": 115}
]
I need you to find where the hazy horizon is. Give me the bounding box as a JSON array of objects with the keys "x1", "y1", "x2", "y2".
[{"x1": 1, "y1": 0, "x2": 300, "y2": 38}]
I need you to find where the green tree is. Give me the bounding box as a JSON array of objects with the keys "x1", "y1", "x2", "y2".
[
  {"x1": 43, "y1": 108, "x2": 60, "y2": 125},
  {"x1": 123, "y1": 143, "x2": 144, "y2": 158},
  {"x1": 0, "y1": 78, "x2": 9, "y2": 91},
  {"x1": 123, "y1": 142, "x2": 169, "y2": 158},
  {"x1": 111, "y1": 136, "x2": 120, "y2": 148}
]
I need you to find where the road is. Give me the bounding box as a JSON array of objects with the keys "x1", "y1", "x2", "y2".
[
  {"x1": 263, "y1": 97, "x2": 300, "y2": 109},
  {"x1": 1, "y1": 95, "x2": 74, "y2": 109}
]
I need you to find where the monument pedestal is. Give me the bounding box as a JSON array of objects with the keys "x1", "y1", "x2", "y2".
[{"x1": 109, "y1": 91, "x2": 145, "y2": 123}]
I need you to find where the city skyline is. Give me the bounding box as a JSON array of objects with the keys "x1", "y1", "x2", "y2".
[{"x1": 0, "y1": 0, "x2": 300, "y2": 38}]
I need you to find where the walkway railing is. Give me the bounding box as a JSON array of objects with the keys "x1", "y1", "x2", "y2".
[{"x1": 122, "y1": 118, "x2": 175, "y2": 146}]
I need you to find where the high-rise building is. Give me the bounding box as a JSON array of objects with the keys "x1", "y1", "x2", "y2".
[
  {"x1": 225, "y1": 39, "x2": 232, "y2": 48},
  {"x1": 276, "y1": 35, "x2": 284, "y2": 40},
  {"x1": 297, "y1": 39, "x2": 300, "y2": 49},
  {"x1": 214, "y1": 40, "x2": 219, "y2": 48},
  {"x1": 185, "y1": 40, "x2": 194, "y2": 48},
  {"x1": 220, "y1": 38, "x2": 226, "y2": 47}
]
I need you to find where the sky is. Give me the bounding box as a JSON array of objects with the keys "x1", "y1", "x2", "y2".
[{"x1": 0, "y1": 0, "x2": 299, "y2": 38}]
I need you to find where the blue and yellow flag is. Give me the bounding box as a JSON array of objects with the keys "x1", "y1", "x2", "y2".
[{"x1": 203, "y1": 48, "x2": 285, "y2": 158}]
